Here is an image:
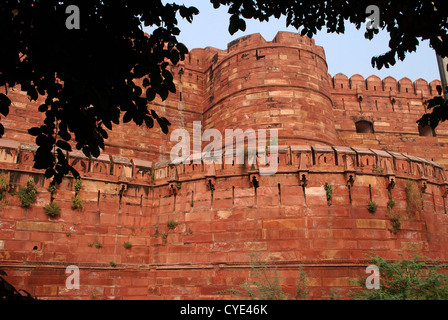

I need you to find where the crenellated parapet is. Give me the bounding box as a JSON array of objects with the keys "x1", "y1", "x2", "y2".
[
  {"x1": 1, "y1": 137, "x2": 447, "y2": 198},
  {"x1": 331, "y1": 73, "x2": 442, "y2": 99}
]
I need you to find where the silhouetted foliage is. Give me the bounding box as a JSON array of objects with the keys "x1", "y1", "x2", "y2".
[
  {"x1": 0, "y1": 269, "x2": 35, "y2": 300},
  {"x1": 1, "y1": 1, "x2": 447, "y2": 183},
  {"x1": 417, "y1": 85, "x2": 448, "y2": 131}
]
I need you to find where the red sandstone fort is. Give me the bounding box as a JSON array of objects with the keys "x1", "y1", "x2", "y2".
[{"x1": 1, "y1": 31, "x2": 448, "y2": 299}]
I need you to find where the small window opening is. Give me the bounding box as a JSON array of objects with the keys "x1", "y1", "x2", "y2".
[
  {"x1": 418, "y1": 124, "x2": 436, "y2": 137},
  {"x1": 355, "y1": 120, "x2": 374, "y2": 133}
]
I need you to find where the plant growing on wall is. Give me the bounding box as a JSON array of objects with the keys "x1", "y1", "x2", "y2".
[
  {"x1": 405, "y1": 180, "x2": 423, "y2": 214},
  {"x1": 217, "y1": 252, "x2": 307, "y2": 300},
  {"x1": 18, "y1": 177, "x2": 37, "y2": 207},
  {"x1": 167, "y1": 220, "x2": 179, "y2": 230},
  {"x1": 295, "y1": 266, "x2": 308, "y2": 300},
  {"x1": 123, "y1": 241, "x2": 132, "y2": 249},
  {"x1": 367, "y1": 200, "x2": 378, "y2": 213},
  {"x1": 44, "y1": 184, "x2": 61, "y2": 217},
  {"x1": 349, "y1": 253, "x2": 448, "y2": 300},
  {"x1": 72, "y1": 179, "x2": 84, "y2": 211},
  {"x1": 324, "y1": 182, "x2": 333, "y2": 206},
  {"x1": 0, "y1": 171, "x2": 8, "y2": 202},
  {"x1": 151, "y1": 168, "x2": 155, "y2": 182},
  {"x1": 48, "y1": 184, "x2": 56, "y2": 201},
  {"x1": 386, "y1": 198, "x2": 400, "y2": 234},
  {"x1": 44, "y1": 201, "x2": 61, "y2": 218}
]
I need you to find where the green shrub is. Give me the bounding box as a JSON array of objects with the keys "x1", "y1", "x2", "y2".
[
  {"x1": 167, "y1": 220, "x2": 179, "y2": 230},
  {"x1": 71, "y1": 195, "x2": 84, "y2": 210},
  {"x1": 324, "y1": 182, "x2": 333, "y2": 206},
  {"x1": 389, "y1": 213, "x2": 401, "y2": 234},
  {"x1": 44, "y1": 202, "x2": 61, "y2": 217},
  {"x1": 71, "y1": 179, "x2": 84, "y2": 211},
  {"x1": 110, "y1": 261, "x2": 116, "y2": 267},
  {"x1": 74, "y1": 179, "x2": 82, "y2": 194},
  {"x1": 295, "y1": 266, "x2": 308, "y2": 300},
  {"x1": 217, "y1": 252, "x2": 296, "y2": 300},
  {"x1": 386, "y1": 199, "x2": 396, "y2": 210},
  {"x1": 161, "y1": 232, "x2": 168, "y2": 243},
  {"x1": 367, "y1": 200, "x2": 378, "y2": 213},
  {"x1": 18, "y1": 177, "x2": 37, "y2": 207},
  {"x1": 386, "y1": 198, "x2": 400, "y2": 233},
  {"x1": 123, "y1": 241, "x2": 132, "y2": 249},
  {"x1": 405, "y1": 180, "x2": 423, "y2": 213},
  {"x1": 95, "y1": 242, "x2": 102, "y2": 249},
  {"x1": 47, "y1": 185, "x2": 57, "y2": 194},
  {"x1": 0, "y1": 171, "x2": 9, "y2": 201},
  {"x1": 349, "y1": 253, "x2": 448, "y2": 300}
]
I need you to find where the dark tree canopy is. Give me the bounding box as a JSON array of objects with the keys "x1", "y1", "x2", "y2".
[{"x1": 0, "y1": 1, "x2": 447, "y2": 183}]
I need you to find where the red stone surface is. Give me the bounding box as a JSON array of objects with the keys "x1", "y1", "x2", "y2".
[{"x1": 1, "y1": 32, "x2": 448, "y2": 300}]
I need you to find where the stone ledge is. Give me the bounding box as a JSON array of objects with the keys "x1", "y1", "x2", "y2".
[{"x1": 16, "y1": 221, "x2": 63, "y2": 233}]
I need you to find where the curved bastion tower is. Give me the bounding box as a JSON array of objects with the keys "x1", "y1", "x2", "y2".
[{"x1": 1, "y1": 32, "x2": 448, "y2": 299}]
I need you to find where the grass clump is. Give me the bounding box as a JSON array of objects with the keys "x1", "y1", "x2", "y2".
[
  {"x1": 18, "y1": 177, "x2": 37, "y2": 207},
  {"x1": 324, "y1": 182, "x2": 333, "y2": 206},
  {"x1": 0, "y1": 171, "x2": 9, "y2": 201},
  {"x1": 405, "y1": 180, "x2": 423, "y2": 214},
  {"x1": 71, "y1": 179, "x2": 84, "y2": 211},
  {"x1": 44, "y1": 201, "x2": 61, "y2": 218},
  {"x1": 367, "y1": 200, "x2": 378, "y2": 213},
  {"x1": 167, "y1": 220, "x2": 179, "y2": 230}
]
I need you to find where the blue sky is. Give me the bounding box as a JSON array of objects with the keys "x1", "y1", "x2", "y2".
[{"x1": 145, "y1": 1, "x2": 441, "y2": 82}]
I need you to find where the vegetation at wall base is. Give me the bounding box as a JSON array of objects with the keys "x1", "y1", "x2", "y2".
[{"x1": 349, "y1": 253, "x2": 448, "y2": 300}]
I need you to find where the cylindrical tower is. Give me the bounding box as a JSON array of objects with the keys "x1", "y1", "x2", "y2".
[{"x1": 201, "y1": 32, "x2": 340, "y2": 147}]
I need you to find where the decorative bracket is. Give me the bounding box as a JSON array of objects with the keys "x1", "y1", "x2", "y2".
[
  {"x1": 442, "y1": 182, "x2": 448, "y2": 198},
  {"x1": 419, "y1": 177, "x2": 428, "y2": 193},
  {"x1": 248, "y1": 154, "x2": 260, "y2": 188},
  {"x1": 297, "y1": 154, "x2": 309, "y2": 187},
  {"x1": 343, "y1": 154, "x2": 356, "y2": 186},
  {"x1": 118, "y1": 167, "x2": 128, "y2": 194},
  {"x1": 205, "y1": 163, "x2": 217, "y2": 191},
  {"x1": 168, "y1": 165, "x2": 179, "y2": 195},
  {"x1": 384, "y1": 159, "x2": 396, "y2": 190},
  {"x1": 249, "y1": 172, "x2": 259, "y2": 189}
]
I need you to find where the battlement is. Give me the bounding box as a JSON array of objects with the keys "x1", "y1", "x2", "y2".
[
  {"x1": 1, "y1": 137, "x2": 446, "y2": 198},
  {"x1": 331, "y1": 73, "x2": 442, "y2": 98}
]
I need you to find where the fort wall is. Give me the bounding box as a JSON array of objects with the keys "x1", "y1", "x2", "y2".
[{"x1": 1, "y1": 31, "x2": 448, "y2": 299}]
